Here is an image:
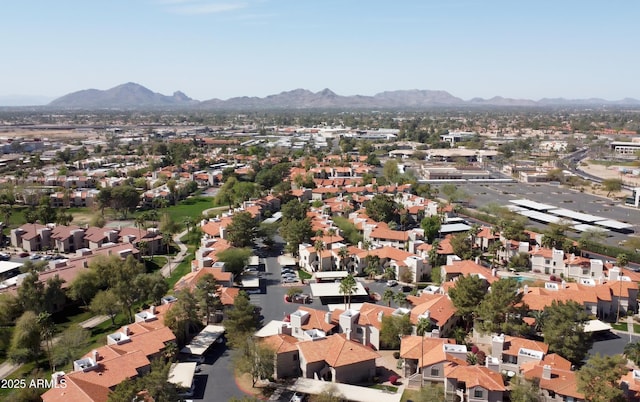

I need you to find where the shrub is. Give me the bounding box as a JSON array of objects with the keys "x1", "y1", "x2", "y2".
[
  {"x1": 476, "y1": 350, "x2": 486, "y2": 364},
  {"x1": 549, "y1": 275, "x2": 557, "y2": 282},
  {"x1": 471, "y1": 345, "x2": 479, "y2": 354},
  {"x1": 392, "y1": 351, "x2": 400, "y2": 359},
  {"x1": 389, "y1": 375, "x2": 399, "y2": 385}
]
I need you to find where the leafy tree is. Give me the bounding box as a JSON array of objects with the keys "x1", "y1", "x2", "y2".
[
  {"x1": 509, "y1": 252, "x2": 531, "y2": 271},
  {"x1": 616, "y1": 253, "x2": 629, "y2": 269},
  {"x1": 509, "y1": 376, "x2": 541, "y2": 402},
  {"x1": 134, "y1": 272, "x2": 169, "y2": 306},
  {"x1": 541, "y1": 223, "x2": 570, "y2": 250},
  {"x1": 420, "y1": 215, "x2": 441, "y2": 243},
  {"x1": 281, "y1": 198, "x2": 309, "y2": 222},
  {"x1": 90, "y1": 289, "x2": 121, "y2": 326},
  {"x1": 365, "y1": 194, "x2": 398, "y2": 223},
  {"x1": 194, "y1": 274, "x2": 221, "y2": 324},
  {"x1": 448, "y1": 275, "x2": 486, "y2": 330},
  {"x1": 110, "y1": 185, "x2": 140, "y2": 219},
  {"x1": 0, "y1": 294, "x2": 22, "y2": 326},
  {"x1": 17, "y1": 272, "x2": 44, "y2": 313},
  {"x1": 281, "y1": 218, "x2": 313, "y2": 257},
  {"x1": 43, "y1": 275, "x2": 66, "y2": 313},
  {"x1": 234, "y1": 338, "x2": 275, "y2": 387},
  {"x1": 602, "y1": 178, "x2": 623, "y2": 197},
  {"x1": 339, "y1": 274, "x2": 358, "y2": 309},
  {"x1": 8, "y1": 311, "x2": 41, "y2": 363},
  {"x1": 52, "y1": 325, "x2": 91, "y2": 369},
  {"x1": 383, "y1": 159, "x2": 400, "y2": 183},
  {"x1": 542, "y1": 300, "x2": 592, "y2": 364},
  {"x1": 109, "y1": 359, "x2": 181, "y2": 402},
  {"x1": 440, "y1": 184, "x2": 460, "y2": 204},
  {"x1": 217, "y1": 247, "x2": 253, "y2": 279},
  {"x1": 450, "y1": 232, "x2": 475, "y2": 260},
  {"x1": 399, "y1": 266, "x2": 413, "y2": 283},
  {"x1": 163, "y1": 290, "x2": 201, "y2": 346},
  {"x1": 380, "y1": 314, "x2": 413, "y2": 349},
  {"x1": 226, "y1": 211, "x2": 258, "y2": 248},
  {"x1": 105, "y1": 255, "x2": 146, "y2": 322},
  {"x1": 68, "y1": 269, "x2": 99, "y2": 307},
  {"x1": 577, "y1": 354, "x2": 627, "y2": 402},
  {"x1": 476, "y1": 278, "x2": 528, "y2": 335},
  {"x1": 225, "y1": 291, "x2": 261, "y2": 348}
]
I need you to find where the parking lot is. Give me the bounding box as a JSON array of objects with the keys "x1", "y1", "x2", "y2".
[{"x1": 437, "y1": 182, "x2": 640, "y2": 247}]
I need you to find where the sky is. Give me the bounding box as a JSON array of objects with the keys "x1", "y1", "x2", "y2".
[{"x1": 1, "y1": 0, "x2": 639, "y2": 103}]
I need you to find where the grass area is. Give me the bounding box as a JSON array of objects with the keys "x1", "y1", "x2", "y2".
[
  {"x1": 144, "y1": 255, "x2": 168, "y2": 273},
  {"x1": 612, "y1": 322, "x2": 627, "y2": 331},
  {"x1": 371, "y1": 384, "x2": 398, "y2": 392},
  {"x1": 298, "y1": 270, "x2": 312, "y2": 280},
  {"x1": 166, "y1": 240, "x2": 196, "y2": 289},
  {"x1": 153, "y1": 196, "x2": 214, "y2": 223},
  {"x1": 401, "y1": 389, "x2": 421, "y2": 402},
  {"x1": 588, "y1": 159, "x2": 640, "y2": 167},
  {"x1": 633, "y1": 323, "x2": 640, "y2": 334}
]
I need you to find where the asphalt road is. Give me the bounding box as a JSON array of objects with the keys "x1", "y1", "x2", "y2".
[
  {"x1": 439, "y1": 182, "x2": 639, "y2": 247},
  {"x1": 190, "y1": 343, "x2": 246, "y2": 401}
]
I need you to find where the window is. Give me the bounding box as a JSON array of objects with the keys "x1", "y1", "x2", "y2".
[
  {"x1": 356, "y1": 327, "x2": 363, "y2": 334},
  {"x1": 474, "y1": 389, "x2": 483, "y2": 398},
  {"x1": 430, "y1": 368, "x2": 439, "y2": 376}
]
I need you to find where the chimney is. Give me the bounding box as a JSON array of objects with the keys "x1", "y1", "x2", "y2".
[
  {"x1": 150, "y1": 305, "x2": 155, "y2": 314},
  {"x1": 325, "y1": 311, "x2": 332, "y2": 324},
  {"x1": 123, "y1": 326, "x2": 129, "y2": 336},
  {"x1": 51, "y1": 371, "x2": 65, "y2": 386},
  {"x1": 542, "y1": 365, "x2": 552, "y2": 380},
  {"x1": 92, "y1": 350, "x2": 99, "y2": 362},
  {"x1": 377, "y1": 311, "x2": 384, "y2": 322},
  {"x1": 346, "y1": 328, "x2": 352, "y2": 341}
]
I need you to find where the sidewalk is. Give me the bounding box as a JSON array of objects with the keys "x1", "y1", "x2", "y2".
[{"x1": 160, "y1": 229, "x2": 189, "y2": 278}]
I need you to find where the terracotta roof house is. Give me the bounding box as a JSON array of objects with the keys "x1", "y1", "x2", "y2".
[
  {"x1": 490, "y1": 334, "x2": 548, "y2": 373},
  {"x1": 330, "y1": 303, "x2": 398, "y2": 350},
  {"x1": 445, "y1": 365, "x2": 506, "y2": 402},
  {"x1": 522, "y1": 355, "x2": 584, "y2": 402},
  {"x1": 408, "y1": 293, "x2": 458, "y2": 337},
  {"x1": 260, "y1": 334, "x2": 300, "y2": 379},
  {"x1": 296, "y1": 334, "x2": 380, "y2": 384}
]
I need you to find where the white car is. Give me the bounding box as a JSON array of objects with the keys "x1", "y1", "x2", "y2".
[
  {"x1": 290, "y1": 392, "x2": 306, "y2": 402},
  {"x1": 282, "y1": 277, "x2": 298, "y2": 283},
  {"x1": 386, "y1": 280, "x2": 398, "y2": 287}
]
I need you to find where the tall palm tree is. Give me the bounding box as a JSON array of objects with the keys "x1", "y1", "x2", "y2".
[
  {"x1": 416, "y1": 317, "x2": 433, "y2": 336},
  {"x1": 393, "y1": 291, "x2": 407, "y2": 308},
  {"x1": 337, "y1": 246, "x2": 349, "y2": 271},
  {"x1": 617, "y1": 253, "x2": 629, "y2": 323},
  {"x1": 313, "y1": 239, "x2": 325, "y2": 272},
  {"x1": 339, "y1": 274, "x2": 358, "y2": 309}
]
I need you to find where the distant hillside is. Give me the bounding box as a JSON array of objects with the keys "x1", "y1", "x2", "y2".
[
  {"x1": 47, "y1": 83, "x2": 640, "y2": 110},
  {"x1": 48, "y1": 82, "x2": 198, "y2": 109}
]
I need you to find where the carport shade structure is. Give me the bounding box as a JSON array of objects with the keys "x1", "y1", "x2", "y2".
[{"x1": 180, "y1": 324, "x2": 225, "y2": 355}]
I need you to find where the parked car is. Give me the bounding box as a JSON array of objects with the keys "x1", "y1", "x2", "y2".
[
  {"x1": 29, "y1": 254, "x2": 42, "y2": 260},
  {"x1": 18, "y1": 252, "x2": 29, "y2": 258},
  {"x1": 0, "y1": 252, "x2": 10, "y2": 261},
  {"x1": 386, "y1": 280, "x2": 398, "y2": 287},
  {"x1": 291, "y1": 392, "x2": 307, "y2": 402},
  {"x1": 282, "y1": 277, "x2": 298, "y2": 283},
  {"x1": 281, "y1": 268, "x2": 295, "y2": 274}
]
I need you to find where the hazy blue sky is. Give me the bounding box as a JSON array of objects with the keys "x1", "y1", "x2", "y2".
[{"x1": 2, "y1": 0, "x2": 638, "y2": 101}]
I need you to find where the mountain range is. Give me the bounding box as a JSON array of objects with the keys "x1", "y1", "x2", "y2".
[{"x1": 25, "y1": 82, "x2": 640, "y2": 109}]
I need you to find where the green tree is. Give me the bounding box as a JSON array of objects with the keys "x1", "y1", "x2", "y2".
[
  {"x1": 383, "y1": 159, "x2": 400, "y2": 183},
  {"x1": 602, "y1": 178, "x2": 623, "y2": 197},
  {"x1": 234, "y1": 338, "x2": 275, "y2": 387},
  {"x1": 17, "y1": 272, "x2": 44, "y2": 313},
  {"x1": 383, "y1": 288, "x2": 395, "y2": 307},
  {"x1": 281, "y1": 218, "x2": 313, "y2": 257},
  {"x1": 476, "y1": 278, "x2": 528, "y2": 335},
  {"x1": 399, "y1": 266, "x2": 413, "y2": 283},
  {"x1": 51, "y1": 325, "x2": 91, "y2": 369},
  {"x1": 448, "y1": 274, "x2": 486, "y2": 330},
  {"x1": 416, "y1": 317, "x2": 433, "y2": 336},
  {"x1": 393, "y1": 291, "x2": 408, "y2": 307},
  {"x1": 195, "y1": 274, "x2": 221, "y2": 324},
  {"x1": 217, "y1": 247, "x2": 253, "y2": 279},
  {"x1": 542, "y1": 300, "x2": 592, "y2": 364},
  {"x1": 577, "y1": 353, "x2": 627, "y2": 402},
  {"x1": 365, "y1": 194, "x2": 398, "y2": 223},
  {"x1": 624, "y1": 341, "x2": 640, "y2": 366},
  {"x1": 225, "y1": 291, "x2": 261, "y2": 348},
  {"x1": 450, "y1": 232, "x2": 475, "y2": 260},
  {"x1": 68, "y1": 269, "x2": 100, "y2": 307},
  {"x1": 134, "y1": 272, "x2": 169, "y2": 306},
  {"x1": 420, "y1": 215, "x2": 441, "y2": 243},
  {"x1": 163, "y1": 290, "x2": 201, "y2": 346},
  {"x1": 110, "y1": 185, "x2": 140, "y2": 219},
  {"x1": 8, "y1": 311, "x2": 41, "y2": 363},
  {"x1": 338, "y1": 274, "x2": 358, "y2": 309},
  {"x1": 380, "y1": 314, "x2": 412, "y2": 349},
  {"x1": 364, "y1": 255, "x2": 380, "y2": 279},
  {"x1": 226, "y1": 211, "x2": 258, "y2": 248},
  {"x1": 509, "y1": 376, "x2": 541, "y2": 402},
  {"x1": 90, "y1": 289, "x2": 121, "y2": 326}
]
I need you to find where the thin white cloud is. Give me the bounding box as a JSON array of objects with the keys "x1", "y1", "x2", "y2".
[{"x1": 166, "y1": 1, "x2": 248, "y2": 15}]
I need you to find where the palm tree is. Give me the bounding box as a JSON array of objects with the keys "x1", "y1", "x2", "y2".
[
  {"x1": 162, "y1": 232, "x2": 172, "y2": 255},
  {"x1": 624, "y1": 342, "x2": 640, "y2": 366},
  {"x1": 337, "y1": 246, "x2": 349, "y2": 271},
  {"x1": 617, "y1": 253, "x2": 629, "y2": 323},
  {"x1": 528, "y1": 310, "x2": 546, "y2": 334},
  {"x1": 393, "y1": 291, "x2": 407, "y2": 308},
  {"x1": 313, "y1": 239, "x2": 325, "y2": 271},
  {"x1": 416, "y1": 317, "x2": 433, "y2": 336},
  {"x1": 383, "y1": 289, "x2": 395, "y2": 307},
  {"x1": 327, "y1": 227, "x2": 336, "y2": 247},
  {"x1": 339, "y1": 274, "x2": 358, "y2": 309},
  {"x1": 183, "y1": 216, "x2": 195, "y2": 234}
]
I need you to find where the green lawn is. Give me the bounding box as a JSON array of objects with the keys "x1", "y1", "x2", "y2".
[
  {"x1": 612, "y1": 322, "x2": 627, "y2": 331},
  {"x1": 155, "y1": 196, "x2": 214, "y2": 223},
  {"x1": 298, "y1": 270, "x2": 312, "y2": 280},
  {"x1": 633, "y1": 323, "x2": 640, "y2": 334},
  {"x1": 144, "y1": 255, "x2": 168, "y2": 273}
]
